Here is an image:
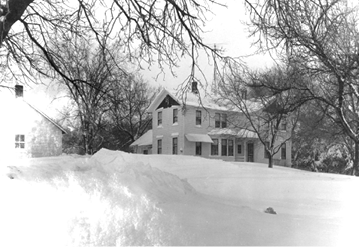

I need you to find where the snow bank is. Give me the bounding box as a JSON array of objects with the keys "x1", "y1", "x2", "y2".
[
  {"x1": 1, "y1": 148, "x2": 359, "y2": 246},
  {"x1": 0, "y1": 149, "x2": 194, "y2": 246}
]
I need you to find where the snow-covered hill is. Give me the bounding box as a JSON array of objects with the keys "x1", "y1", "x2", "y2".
[{"x1": 1, "y1": 148, "x2": 358, "y2": 246}]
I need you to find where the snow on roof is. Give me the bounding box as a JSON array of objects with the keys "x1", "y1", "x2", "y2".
[
  {"x1": 130, "y1": 130, "x2": 153, "y2": 147},
  {"x1": 147, "y1": 88, "x2": 229, "y2": 112},
  {"x1": 208, "y1": 128, "x2": 258, "y2": 138},
  {"x1": 26, "y1": 101, "x2": 67, "y2": 134}
]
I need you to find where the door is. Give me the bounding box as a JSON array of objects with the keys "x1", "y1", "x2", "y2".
[{"x1": 247, "y1": 142, "x2": 254, "y2": 162}]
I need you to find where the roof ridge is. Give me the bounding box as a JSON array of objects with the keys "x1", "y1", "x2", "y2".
[{"x1": 24, "y1": 101, "x2": 67, "y2": 134}]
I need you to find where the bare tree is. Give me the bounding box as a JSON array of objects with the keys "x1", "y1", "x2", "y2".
[
  {"x1": 106, "y1": 74, "x2": 157, "y2": 150},
  {"x1": 0, "y1": 0, "x2": 236, "y2": 90},
  {"x1": 54, "y1": 38, "x2": 117, "y2": 154},
  {"x1": 245, "y1": 0, "x2": 359, "y2": 175},
  {"x1": 219, "y1": 65, "x2": 300, "y2": 168}
]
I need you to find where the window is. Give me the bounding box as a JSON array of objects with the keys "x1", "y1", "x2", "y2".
[
  {"x1": 211, "y1": 139, "x2": 219, "y2": 155},
  {"x1": 215, "y1": 113, "x2": 221, "y2": 128},
  {"x1": 15, "y1": 134, "x2": 25, "y2": 149},
  {"x1": 195, "y1": 142, "x2": 202, "y2": 155},
  {"x1": 215, "y1": 113, "x2": 227, "y2": 128},
  {"x1": 237, "y1": 144, "x2": 242, "y2": 154},
  {"x1": 221, "y1": 139, "x2": 228, "y2": 156},
  {"x1": 280, "y1": 120, "x2": 287, "y2": 131},
  {"x1": 172, "y1": 137, "x2": 178, "y2": 155},
  {"x1": 157, "y1": 139, "x2": 162, "y2": 154},
  {"x1": 281, "y1": 143, "x2": 286, "y2": 159},
  {"x1": 143, "y1": 150, "x2": 148, "y2": 155},
  {"x1": 264, "y1": 142, "x2": 270, "y2": 158},
  {"x1": 241, "y1": 89, "x2": 247, "y2": 100},
  {"x1": 173, "y1": 109, "x2": 178, "y2": 124},
  {"x1": 157, "y1": 111, "x2": 162, "y2": 126},
  {"x1": 221, "y1": 114, "x2": 227, "y2": 128},
  {"x1": 196, "y1": 110, "x2": 202, "y2": 125},
  {"x1": 228, "y1": 139, "x2": 234, "y2": 156}
]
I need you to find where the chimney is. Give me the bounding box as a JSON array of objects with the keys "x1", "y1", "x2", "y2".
[
  {"x1": 15, "y1": 85, "x2": 23, "y2": 98},
  {"x1": 191, "y1": 80, "x2": 199, "y2": 94}
]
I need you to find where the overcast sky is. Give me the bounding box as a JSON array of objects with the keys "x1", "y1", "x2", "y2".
[
  {"x1": 27, "y1": 0, "x2": 274, "y2": 118},
  {"x1": 142, "y1": 0, "x2": 274, "y2": 90}
]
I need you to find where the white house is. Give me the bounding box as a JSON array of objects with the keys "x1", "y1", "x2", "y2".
[
  {"x1": 131, "y1": 89, "x2": 292, "y2": 166},
  {"x1": 0, "y1": 85, "x2": 66, "y2": 159}
]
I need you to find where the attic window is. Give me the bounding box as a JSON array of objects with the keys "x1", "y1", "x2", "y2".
[
  {"x1": 15, "y1": 85, "x2": 23, "y2": 98},
  {"x1": 156, "y1": 95, "x2": 180, "y2": 109},
  {"x1": 15, "y1": 134, "x2": 25, "y2": 149}
]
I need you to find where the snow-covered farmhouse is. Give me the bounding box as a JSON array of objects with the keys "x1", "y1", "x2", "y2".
[
  {"x1": 0, "y1": 85, "x2": 66, "y2": 158},
  {"x1": 131, "y1": 88, "x2": 292, "y2": 166}
]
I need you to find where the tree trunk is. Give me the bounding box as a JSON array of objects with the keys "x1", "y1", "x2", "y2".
[
  {"x1": 0, "y1": 0, "x2": 34, "y2": 46},
  {"x1": 352, "y1": 141, "x2": 359, "y2": 176},
  {"x1": 268, "y1": 155, "x2": 273, "y2": 168}
]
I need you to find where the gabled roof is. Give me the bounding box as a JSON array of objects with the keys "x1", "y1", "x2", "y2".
[
  {"x1": 25, "y1": 101, "x2": 67, "y2": 134},
  {"x1": 147, "y1": 89, "x2": 180, "y2": 112},
  {"x1": 147, "y1": 88, "x2": 229, "y2": 112}
]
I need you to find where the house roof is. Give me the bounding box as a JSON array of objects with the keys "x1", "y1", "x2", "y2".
[
  {"x1": 208, "y1": 128, "x2": 258, "y2": 138},
  {"x1": 147, "y1": 88, "x2": 267, "y2": 113},
  {"x1": 25, "y1": 102, "x2": 67, "y2": 134},
  {"x1": 185, "y1": 134, "x2": 213, "y2": 143},
  {"x1": 147, "y1": 89, "x2": 229, "y2": 112},
  {"x1": 130, "y1": 130, "x2": 153, "y2": 147}
]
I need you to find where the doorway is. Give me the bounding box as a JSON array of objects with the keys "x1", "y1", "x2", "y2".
[{"x1": 247, "y1": 142, "x2": 254, "y2": 162}]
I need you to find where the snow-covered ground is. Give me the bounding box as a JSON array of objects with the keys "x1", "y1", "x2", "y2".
[{"x1": 1, "y1": 148, "x2": 358, "y2": 246}]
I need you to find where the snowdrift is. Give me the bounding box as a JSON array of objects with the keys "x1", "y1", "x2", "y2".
[
  {"x1": 1, "y1": 148, "x2": 359, "y2": 246},
  {"x1": 1, "y1": 149, "x2": 196, "y2": 246}
]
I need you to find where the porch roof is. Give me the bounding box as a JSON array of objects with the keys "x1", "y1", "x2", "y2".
[
  {"x1": 185, "y1": 134, "x2": 213, "y2": 143},
  {"x1": 130, "y1": 130, "x2": 153, "y2": 147},
  {"x1": 208, "y1": 128, "x2": 258, "y2": 139}
]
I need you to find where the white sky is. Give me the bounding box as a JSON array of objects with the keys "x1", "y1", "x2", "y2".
[{"x1": 142, "y1": 0, "x2": 274, "y2": 90}]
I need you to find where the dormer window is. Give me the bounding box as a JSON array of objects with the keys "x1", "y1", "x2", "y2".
[{"x1": 157, "y1": 111, "x2": 162, "y2": 126}]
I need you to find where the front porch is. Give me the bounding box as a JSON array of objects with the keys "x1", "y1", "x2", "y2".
[{"x1": 208, "y1": 128, "x2": 259, "y2": 163}]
